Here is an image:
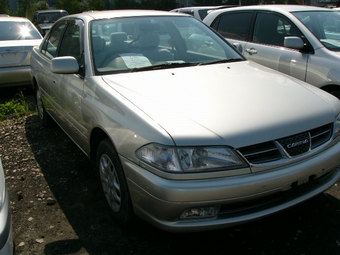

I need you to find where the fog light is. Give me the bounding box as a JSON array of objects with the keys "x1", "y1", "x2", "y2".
[{"x1": 180, "y1": 206, "x2": 220, "y2": 220}]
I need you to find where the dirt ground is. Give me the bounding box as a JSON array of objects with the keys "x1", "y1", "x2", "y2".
[{"x1": 1, "y1": 88, "x2": 340, "y2": 255}]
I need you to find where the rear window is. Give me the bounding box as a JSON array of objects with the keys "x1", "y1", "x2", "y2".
[{"x1": 0, "y1": 21, "x2": 41, "y2": 40}]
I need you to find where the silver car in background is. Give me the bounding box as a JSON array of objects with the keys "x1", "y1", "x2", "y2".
[
  {"x1": 170, "y1": 5, "x2": 237, "y2": 20},
  {"x1": 0, "y1": 16, "x2": 42, "y2": 88},
  {"x1": 204, "y1": 5, "x2": 340, "y2": 99},
  {"x1": 30, "y1": 10, "x2": 340, "y2": 232},
  {"x1": 0, "y1": 157, "x2": 13, "y2": 255}
]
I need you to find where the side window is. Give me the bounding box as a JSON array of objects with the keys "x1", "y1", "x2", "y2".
[
  {"x1": 253, "y1": 13, "x2": 298, "y2": 47},
  {"x1": 41, "y1": 22, "x2": 66, "y2": 59},
  {"x1": 213, "y1": 12, "x2": 253, "y2": 40},
  {"x1": 58, "y1": 21, "x2": 81, "y2": 63}
]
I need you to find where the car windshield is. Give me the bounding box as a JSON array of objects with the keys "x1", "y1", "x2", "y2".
[
  {"x1": 0, "y1": 21, "x2": 41, "y2": 40},
  {"x1": 293, "y1": 10, "x2": 340, "y2": 51},
  {"x1": 90, "y1": 16, "x2": 244, "y2": 74}
]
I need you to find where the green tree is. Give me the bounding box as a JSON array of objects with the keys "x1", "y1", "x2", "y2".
[
  {"x1": 88, "y1": 0, "x2": 105, "y2": 10},
  {"x1": 193, "y1": 0, "x2": 224, "y2": 5},
  {"x1": 33, "y1": 1, "x2": 49, "y2": 10},
  {"x1": 55, "y1": 0, "x2": 87, "y2": 14},
  {"x1": 0, "y1": 0, "x2": 10, "y2": 14},
  {"x1": 157, "y1": 0, "x2": 178, "y2": 10},
  {"x1": 113, "y1": 0, "x2": 138, "y2": 9},
  {"x1": 16, "y1": 0, "x2": 33, "y2": 17}
]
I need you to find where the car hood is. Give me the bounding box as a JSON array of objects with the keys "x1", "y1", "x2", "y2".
[{"x1": 102, "y1": 61, "x2": 339, "y2": 148}]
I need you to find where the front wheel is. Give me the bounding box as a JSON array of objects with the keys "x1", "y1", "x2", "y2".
[{"x1": 96, "y1": 138, "x2": 135, "y2": 225}]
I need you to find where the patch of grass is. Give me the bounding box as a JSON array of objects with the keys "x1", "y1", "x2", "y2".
[{"x1": 0, "y1": 92, "x2": 34, "y2": 121}]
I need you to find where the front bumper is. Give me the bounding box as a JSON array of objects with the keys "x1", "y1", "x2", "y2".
[
  {"x1": 122, "y1": 140, "x2": 340, "y2": 232},
  {"x1": 0, "y1": 185, "x2": 13, "y2": 255}
]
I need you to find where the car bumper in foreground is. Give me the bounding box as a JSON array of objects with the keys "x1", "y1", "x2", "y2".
[
  {"x1": 0, "y1": 186, "x2": 13, "y2": 255},
  {"x1": 123, "y1": 141, "x2": 340, "y2": 232},
  {"x1": 0, "y1": 65, "x2": 31, "y2": 87}
]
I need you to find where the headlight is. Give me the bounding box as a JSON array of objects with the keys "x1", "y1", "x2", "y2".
[
  {"x1": 136, "y1": 144, "x2": 247, "y2": 173},
  {"x1": 335, "y1": 113, "x2": 340, "y2": 138}
]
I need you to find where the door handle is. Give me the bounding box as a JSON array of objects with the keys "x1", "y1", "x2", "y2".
[{"x1": 245, "y1": 48, "x2": 258, "y2": 55}]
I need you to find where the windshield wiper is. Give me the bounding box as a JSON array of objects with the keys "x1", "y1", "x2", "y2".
[
  {"x1": 198, "y1": 58, "x2": 244, "y2": 66},
  {"x1": 130, "y1": 61, "x2": 195, "y2": 72}
]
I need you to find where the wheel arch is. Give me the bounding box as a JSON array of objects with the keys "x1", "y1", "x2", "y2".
[
  {"x1": 89, "y1": 127, "x2": 118, "y2": 168},
  {"x1": 31, "y1": 76, "x2": 38, "y2": 91},
  {"x1": 321, "y1": 84, "x2": 340, "y2": 99}
]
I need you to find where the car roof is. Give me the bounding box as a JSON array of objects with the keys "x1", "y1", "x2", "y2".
[
  {"x1": 206, "y1": 4, "x2": 333, "y2": 16},
  {"x1": 171, "y1": 5, "x2": 232, "y2": 11},
  {"x1": 0, "y1": 16, "x2": 30, "y2": 22},
  {"x1": 36, "y1": 9, "x2": 68, "y2": 13},
  {"x1": 64, "y1": 9, "x2": 188, "y2": 20}
]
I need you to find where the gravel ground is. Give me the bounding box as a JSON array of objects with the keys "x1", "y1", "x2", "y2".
[{"x1": 1, "y1": 88, "x2": 340, "y2": 255}]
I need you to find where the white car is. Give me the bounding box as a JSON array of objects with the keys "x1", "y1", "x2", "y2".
[
  {"x1": 170, "y1": 5, "x2": 237, "y2": 20},
  {"x1": 0, "y1": 157, "x2": 13, "y2": 255},
  {"x1": 204, "y1": 5, "x2": 340, "y2": 99},
  {"x1": 0, "y1": 16, "x2": 42, "y2": 88},
  {"x1": 30, "y1": 10, "x2": 340, "y2": 232}
]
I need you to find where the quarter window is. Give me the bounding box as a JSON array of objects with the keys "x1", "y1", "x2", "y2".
[{"x1": 41, "y1": 22, "x2": 66, "y2": 58}]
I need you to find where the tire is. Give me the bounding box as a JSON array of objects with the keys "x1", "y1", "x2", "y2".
[
  {"x1": 96, "y1": 138, "x2": 135, "y2": 225},
  {"x1": 329, "y1": 90, "x2": 340, "y2": 100},
  {"x1": 35, "y1": 85, "x2": 53, "y2": 127}
]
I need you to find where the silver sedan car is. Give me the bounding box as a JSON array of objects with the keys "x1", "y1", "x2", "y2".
[
  {"x1": 0, "y1": 16, "x2": 42, "y2": 88},
  {"x1": 30, "y1": 10, "x2": 340, "y2": 232},
  {"x1": 0, "y1": 157, "x2": 13, "y2": 255},
  {"x1": 203, "y1": 5, "x2": 340, "y2": 99}
]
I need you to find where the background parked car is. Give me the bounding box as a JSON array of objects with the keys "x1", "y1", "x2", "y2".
[
  {"x1": 204, "y1": 5, "x2": 340, "y2": 99},
  {"x1": 170, "y1": 5, "x2": 237, "y2": 20},
  {"x1": 0, "y1": 157, "x2": 13, "y2": 255},
  {"x1": 30, "y1": 10, "x2": 340, "y2": 232},
  {"x1": 0, "y1": 16, "x2": 42, "y2": 88},
  {"x1": 32, "y1": 9, "x2": 69, "y2": 36}
]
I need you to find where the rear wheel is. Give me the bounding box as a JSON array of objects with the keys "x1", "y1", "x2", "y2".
[
  {"x1": 35, "y1": 85, "x2": 53, "y2": 127},
  {"x1": 96, "y1": 138, "x2": 135, "y2": 225}
]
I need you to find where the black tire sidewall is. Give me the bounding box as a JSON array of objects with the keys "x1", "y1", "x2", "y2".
[{"x1": 35, "y1": 86, "x2": 52, "y2": 127}]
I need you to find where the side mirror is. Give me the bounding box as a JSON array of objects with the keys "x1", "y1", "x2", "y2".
[
  {"x1": 284, "y1": 36, "x2": 304, "y2": 50},
  {"x1": 232, "y1": 42, "x2": 243, "y2": 53},
  {"x1": 51, "y1": 56, "x2": 79, "y2": 74}
]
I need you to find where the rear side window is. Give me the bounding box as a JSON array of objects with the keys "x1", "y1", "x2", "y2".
[{"x1": 213, "y1": 12, "x2": 253, "y2": 40}]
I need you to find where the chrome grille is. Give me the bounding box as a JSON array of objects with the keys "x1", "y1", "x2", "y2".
[{"x1": 237, "y1": 123, "x2": 333, "y2": 164}]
